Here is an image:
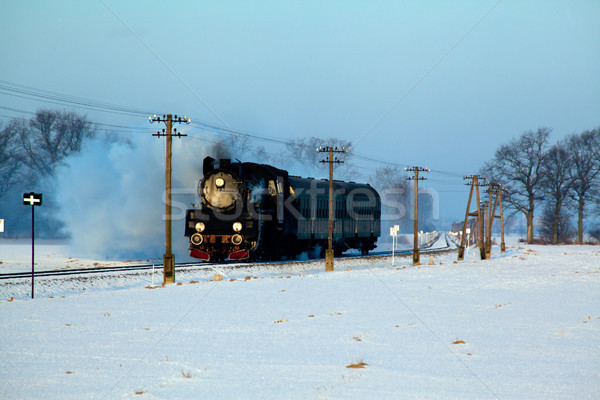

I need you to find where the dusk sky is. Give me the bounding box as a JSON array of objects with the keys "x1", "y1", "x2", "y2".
[{"x1": 2, "y1": 0, "x2": 599, "y2": 224}]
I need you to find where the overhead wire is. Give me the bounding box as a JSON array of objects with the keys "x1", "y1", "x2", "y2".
[
  {"x1": 0, "y1": 80, "x2": 152, "y2": 116},
  {"x1": 0, "y1": 79, "x2": 474, "y2": 181}
]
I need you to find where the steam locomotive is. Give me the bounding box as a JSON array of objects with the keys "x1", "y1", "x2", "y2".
[{"x1": 184, "y1": 157, "x2": 381, "y2": 262}]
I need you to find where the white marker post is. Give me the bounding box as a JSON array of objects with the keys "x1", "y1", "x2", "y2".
[
  {"x1": 466, "y1": 228, "x2": 471, "y2": 256},
  {"x1": 23, "y1": 192, "x2": 42, "y2": 299},
  {"x1": 390, "y1": 225, "x2": 399, "y2": 266}
]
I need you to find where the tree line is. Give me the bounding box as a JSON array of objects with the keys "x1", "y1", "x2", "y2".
[
  {"x1": 4, "y1": 110, "x2": 595, "y2": 244},
  {"x1": 481, "y1": 127, "x2": 600, "y2": 244}
]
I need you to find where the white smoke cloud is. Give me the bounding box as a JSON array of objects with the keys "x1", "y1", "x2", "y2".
[{"x1": 54, "y1": 134, "x2": 208, "y2": 261}]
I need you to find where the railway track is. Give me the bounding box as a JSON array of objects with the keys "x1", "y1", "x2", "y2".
[
  {"x1": 0, "y1": 234, "x2": 456, "y2": 281},
  {"x1": 0, "y1": 261, "x2": 215, "y2": 280}
]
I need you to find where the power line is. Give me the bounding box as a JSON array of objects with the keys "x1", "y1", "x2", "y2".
[
  {"x1": 0, "y1": 80, "x2": 476, "y2": 179},
  {"x1": 0, "y1": 80, "x2": 153, "y2": 116}
]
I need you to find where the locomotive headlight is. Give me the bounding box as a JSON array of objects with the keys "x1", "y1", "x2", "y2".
[
  {"x1": 231, "y1": 234, "x2": 243, "y2": 246},
  {"x1": 232, "y1": 221, "x2": 243, "y2": 232},
  {"x1": 215, "y1": 177, "x2": 225, "y2": 188},
  {"x1": 191, "y1": 233, "x2": 203, "y2": 245},
  {"x1": 195, "y1": 222, "x2": 205, "y2": 232}
]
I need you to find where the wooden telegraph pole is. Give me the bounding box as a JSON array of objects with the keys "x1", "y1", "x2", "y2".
[
  {"x1": 497, "y1": 185, "x2": 506, "y2": 253},
  {"x1": 458, "y1": 175, "x2": 486, "y2": 261},
  {"x1": 150, "y1": 114, "x2": 190, "y2": 284},
  {"x1": 318, "y1": 146, "x2": 346, "y2": 272},
  {"x1": 487, "y1": 183, "x2": 506, "y2": 254},
  {"x1": 405, "y1": 166, "x2": 429, "y2": 265}
]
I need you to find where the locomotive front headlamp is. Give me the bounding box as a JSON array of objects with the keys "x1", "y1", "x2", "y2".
[
  {"x1": 191, "y1": 233, "x2": 203, "y2": 245},
  {"x1": 231, "y1": 234, "x2": 243, "y2": 246},
  {"x1": 215, "y1": 177, "x2": 225, "y2": 188},
  {"x1": 195, "y1": 222, "x2": 205, "y2": 232},
  {"x1": 232, "y1": 222, "x2": 242, "y2": 232}
]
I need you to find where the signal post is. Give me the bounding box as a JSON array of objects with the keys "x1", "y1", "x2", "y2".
[{"x1": 23, "y1": 192, "x2": 42, "y2": 299}]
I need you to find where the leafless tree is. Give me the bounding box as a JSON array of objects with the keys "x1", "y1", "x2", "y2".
[
  {"x1": 0, "y1": 121, "x2": 24, "y2": 199},
  {"x1": 539, "y1": 204, "x2": 574, "y2": 244},
  {"x1": 18, "y1": 109, "x2": 95, "y2": 176},
  {"x1": 285, "y1": 136, "x2": 357, "y2": 180},
  {"x1": 480, "y1": 127, "x2": 551, "y2": 243},
  {"x1": 540, "y1": 141, "x2": 574, "y2": 244},
  {"x1": 287, "y1": 136, "x2": 352, "y2": 165},
  {"x1": 590, "y1": 127, "x2": 600, "y2": 161},
  {"x1": 567, "y1": 129, "x2": 600, "y2": 244}
]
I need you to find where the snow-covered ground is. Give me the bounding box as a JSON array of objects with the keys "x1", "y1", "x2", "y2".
[
  {"x1": 1, "y1": 238, "x2": 599, "y2": 399},
  {"x1": 0, "y1": 239, "x2": 162, "y2": 274}
]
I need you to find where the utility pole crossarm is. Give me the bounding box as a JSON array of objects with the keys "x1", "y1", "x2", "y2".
[{"x1": 149, "y1": 114, "x2": 190, "y2": 285}]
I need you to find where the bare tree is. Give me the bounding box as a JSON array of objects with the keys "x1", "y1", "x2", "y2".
[
  {"x1": 285, "y1": 136, "x2": 357, "y2": 180},
  {"x1": 590, "y1": 128, "x2": 600, "y2": 213},
  {"x1": 539, "y1": 204, "x2": 574, "y2": 243},
  {"x1": 481, "y1": 127, "x2": 551, "y2": 243},
  {"x1": 540, "y1": 142, "x2": 574, "y2": 244},
  {"x1": 590, "y1": 127, "x2": 600, "y2": 161},
  {"x1": 370, "y1": 165, "x2": 412, "y2": 228},
  {"x1": 567, "y1": 129, "x2": 600, "y2": 244},
  {"x1": 18, "y1": 109, "x2": 95, "y2": 176},
  {"x1": 287, "y1": 136, "x2": 352, "y2": 165},
  {"x1": 0, "y1": 121, "x2": 23, "y2": 199}
]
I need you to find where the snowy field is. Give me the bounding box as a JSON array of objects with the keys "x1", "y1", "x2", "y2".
[
  {"x1": 1, "y1": 239, "x2": 599, "y2": 399},
  {"x1": 0, "y1": 239, "x2": 163, "y2": 274}
]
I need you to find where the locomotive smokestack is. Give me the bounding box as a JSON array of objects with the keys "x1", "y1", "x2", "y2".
[
  {"x1": 203, "y1": 156, "x2": 215, "y2": 175},
  {"x1": 220, "y1": 159, "x2": 231, "y2": 169}
]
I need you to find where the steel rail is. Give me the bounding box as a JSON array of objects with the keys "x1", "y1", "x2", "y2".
[{"x1": 0, "y1": 234, "x2": 452, "y2": 281}]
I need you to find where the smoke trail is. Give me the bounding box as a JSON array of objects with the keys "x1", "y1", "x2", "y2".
[{"x1": 54, "y1": 134, "x2": 209, "y2": 261}]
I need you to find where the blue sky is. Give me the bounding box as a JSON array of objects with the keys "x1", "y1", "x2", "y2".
[{"x1": 1, "y1": 0, "x2": 599, "y2": 223}]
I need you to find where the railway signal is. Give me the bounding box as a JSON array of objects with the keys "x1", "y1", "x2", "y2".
[
  {"x1": 23, "y1": 192, "x2": 42, "y2": 299},
  {"x1": 406, "y1": 166, "x2": 429, "y2": 265},
  {"x1": 150, "y1": 114, "x2": 190, "y2": 285},
  {"x1": 318, "y1": 146, "x2": 346, "y2": 272}
]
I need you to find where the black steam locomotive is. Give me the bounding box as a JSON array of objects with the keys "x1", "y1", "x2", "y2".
[{"x1": 184, "y1": 157, "x2": 381, "y2": 262}]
